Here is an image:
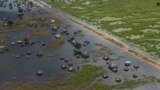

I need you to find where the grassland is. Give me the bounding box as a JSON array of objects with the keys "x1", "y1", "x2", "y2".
[{"x1": 45, "y1": 0, "x2": 160, "y2": 59}]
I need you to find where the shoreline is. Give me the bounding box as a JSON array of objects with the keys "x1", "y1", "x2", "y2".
[{"x1": 33, "y1": 0, "x2": 160, "y2": 69}]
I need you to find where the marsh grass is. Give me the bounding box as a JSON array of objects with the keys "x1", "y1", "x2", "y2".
[{"x1": 45, "y1": 0, "x2": 160, "y2": 58}]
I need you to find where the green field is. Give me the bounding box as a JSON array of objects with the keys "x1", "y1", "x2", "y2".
[{"x1": 45, "y1": 0, "x2": 160, "y2": 59}]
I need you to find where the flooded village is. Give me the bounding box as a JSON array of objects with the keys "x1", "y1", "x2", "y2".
[{"x1": 0, "y1": 0, "x2": 160, "y2": 90}]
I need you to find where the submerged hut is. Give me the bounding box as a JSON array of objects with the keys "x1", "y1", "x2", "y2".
[
  {"x1": 124, "y1": 61, "x2": 131, "y2": 66},
  {"x1": 108, "y1": 63, "x2": 118, "y2": 72},
  {"x1": 36, "y1": 70, "x2": 44, "y2": 76}
]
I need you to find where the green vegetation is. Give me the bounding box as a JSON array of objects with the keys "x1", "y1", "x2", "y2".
[
  {"x1": 94, "y1": 76, "x2": 160, "y2": 90},
  {"x1": 0, "y1": 64, "x2": 103, "y2": 90},
  {"x1": 0, "y1": 45, "x2": 6, "y2": 49},
  {"x1": 1, "y1": 64, "x2": 160, "y2": 90},
  {"x1": 50, "y1": 38, "x2": 65, "y2": 48},
  {"x1": 32, "y1": 29, "x2": 49, "y2": 35},
  {"x1": 72, "y1": 64, "x2": 103, "y2": 84},
  {"x1": 45, "y1": 0, "x2": 160, "y2": 59}
]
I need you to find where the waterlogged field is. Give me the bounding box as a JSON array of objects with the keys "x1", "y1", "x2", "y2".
[
  {"x1": 45, "y1": 0, "x2": 160, "y2": 59},
  {"x1": 1, "y1": 0, "x2": 160, "y2": 90}
]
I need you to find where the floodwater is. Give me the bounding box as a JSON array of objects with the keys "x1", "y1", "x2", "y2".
[
  {"x1": 0, "y1": 0, "x2": 160, "y2": 89},
  {"x1": 0, "y1": 0, "x2": 108, "y2": 83},
  {"x1": 0, "y1": 0, "x2": 77, "y2": 83}
]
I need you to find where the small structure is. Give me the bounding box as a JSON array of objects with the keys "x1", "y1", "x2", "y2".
[
  {"x1": 115, "y1": 78, "x2": 122, "y2": 82},
  {"x1": 0, "y1": 49, "x2": 4, "y2": 53},
  {"x1": 108, "y1": 63, "x2": 118, "y2": 72},
  {"x1": 102, "y1": 74, "x2": 108, "y2": 79},
  {"x1": 67, "y1": 36, "x2": 75, "y2": 42},
  {"x1": 41, "y1": 42, "x2": 46, "y2": 46},
  {"x1": 68, "y1": 63, "x2": 73, "y2": 66},
  {"x1": 17, "y1": 40, "x2": 23, "y2": 44},
  {"x1": 82, "y1": 51, "x2": 90, "y2": 59},
  {"x1": 6, "y1": 20, "x2": 13, "y2": 26},
  {"x1": 83, "y1": 40, "x2": 90, "y2": 46},
  {"x1": 74, "y1": 31, "x2": 78, "y2": 35},
  {"x1": 64, "y1": 58, "x2": 69, "y2": 63},
  {"x1": 133, "y1": 65, "x2": 139, "y2": 69},
  {"x1": 75, "y1": 55, "x2": 81, "y2": 58},
  {"x1": 124, "y1": 67, "x2": 129, "y2": 72},
  {"x1": 132, "y1": 74, "x2": 138, "y2": 78},
  {"x1": 51, "y1": 19, "x2": 55, "y2": 23},
  {"x1": 61, "y1": 29, "x2": 69, "y2": 35},
  {"x1": 68, "y1": 67, "x2": 74, "y2": 72},
  {"x1": 74, "y1": 49, "x2": 82, "y2": 56},
  {"x1": 37, "y1": 52, "x2": 43, "y2": 57},
  {"x1": 55, "y1": 34, "x2": 61, "y2": 39},
  {"x1": 29, "y1": 40, "x2": 35, "y2": 45},
  {"x1": 124, "y1": 61, "x2": 131, "y2": 66},
  {"x1": 11, "y1": 42, "x2": 16, "y2": 45},
  {"x1": 0, "y1": 45, "x2": 7, "y2": 53},
  {"x1": 103, "y1": 55, "x2": 110, "y2": 61},
  {"x1": 36, "y1": 70, "x2": 44, "y2": 76},
  {"x1": 24, "y1": 38, "x2": 29, "y2": 45},
  {"x1": 15, "y1": 54, "x2": 20, "y2": 58},
  {"x1": 52, "y1": 26, "x2": 58, "y2": 31},
  {"x1": 61, "y1": 64, "x2": 67, "y2": 69},
  {"x1": 93, "y1": 59, "x2": 97, "y2": 62},
  {"x1": 73, "y1": 42, "x2": 81, "y2": 49},
  {"x1": 4, "y1": 48, "x2": 8, "y2": 51},
  {"x1": 27, "y1": 51, "x2": 32, "y2": 55},
  {"x1": 59, "y1": 56, "x2": 64, "y2": 60}
]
